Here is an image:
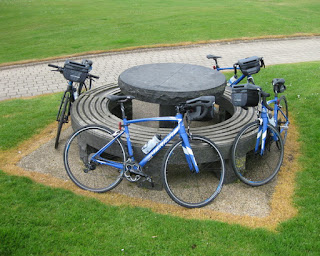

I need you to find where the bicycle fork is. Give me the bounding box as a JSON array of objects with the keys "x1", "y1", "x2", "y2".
[
  {"x1": 255, "y1": 113, "x2": 280, "y2": 155},
  {"x1": 255, "y1": 118, "x2": 268, "y2": 155},
  {"x1": 180, "y1": 131, "x2": 200, "y2": 174}
]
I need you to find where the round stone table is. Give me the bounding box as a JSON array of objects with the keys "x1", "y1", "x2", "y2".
[{"x1": 118, "y1": 63, "x2": 226, "y2": 126}]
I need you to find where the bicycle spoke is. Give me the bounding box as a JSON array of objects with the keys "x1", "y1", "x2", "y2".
[
  {"x1": 232, "y1": 122, "x2": 284, "y2": 186},
  {"x1": 277, "y1": 95, "x2": 289, "y2": 145},
  {"x1": 163, "y1": 136, "x2": 224, "y2": 208},
  {"x1": 64, "y1": 125, "x2": 125, "y2": 192}
]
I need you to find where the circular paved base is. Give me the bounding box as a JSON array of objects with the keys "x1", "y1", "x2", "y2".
[{"x1": 71, "y1": 84, "x2": 256, "y2": 189}]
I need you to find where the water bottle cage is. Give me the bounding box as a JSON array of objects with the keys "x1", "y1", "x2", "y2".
[{"x1": 141, "y1": 134, "x2": 161, "y2": 154}]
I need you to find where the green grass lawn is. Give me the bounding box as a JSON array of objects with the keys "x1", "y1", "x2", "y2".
[
  {"x1": 0, "y1": 0, "x2": 319, "y2": 64},
  {"x1": 0, "y1": 62, "x2": 320, "y2": 255},
  {"x1": 1, "y1": 1, "x2": 320, "y2": 254}
]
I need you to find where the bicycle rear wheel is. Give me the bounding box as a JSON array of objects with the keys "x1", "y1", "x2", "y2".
[
  {"x1": 231, "y1": 121, "x2": 284, "y2": 186},
  {"x1": 277, "y1": 95, "x2": 289, "y2": 144},
  {"x1": 162, "y1": 135, "x2": 225, "y2": 208},
  {"x1": 64, "y1": 125, "x2": 126, "y2": 192},
  {"x1": 55, "y1": 92, "x2": 71, "y2": 149}
]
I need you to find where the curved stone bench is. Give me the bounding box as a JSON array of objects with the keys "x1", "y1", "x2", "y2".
[{"x1": 71, "y1": 84, "x2": 256, "y2": 189}]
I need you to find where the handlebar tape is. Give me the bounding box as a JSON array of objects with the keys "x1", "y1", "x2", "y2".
[
  {"x1": 193, "y1": 106, "x2": 209, "y2": 121},
  {"x1": 260, "y1": 91, "x2": 273, "y2": 111},
  {"x1": 185, "y1": 96, "x2": 215, "y2": 121},
  {"x1": 272, "y1": 78, "x2": 285, "y2": 86},
  {"x1": 88, "y1": 74, "x2": 99, "y2": 79},
  {"x1": 48, "y1": 64, "x2": 60, "y2": 68}
]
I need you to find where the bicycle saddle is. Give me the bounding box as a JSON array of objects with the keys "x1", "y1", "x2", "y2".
[
  {"x1": 272, "y1": 78, "x2": 285, "y2": 86},
  {"x1": 206, "y1": 54, "x2": 222, "y2": 60},
  {"x1": 107, "y1": 95, "x2": 135, "y2": 102},
  {"x1": 272, "y1": 78, "x2": 286, "y2": 93}
]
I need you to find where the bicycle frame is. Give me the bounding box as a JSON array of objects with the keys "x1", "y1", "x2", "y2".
[
  {"x1": 267, "y1": 97, "x2": 289, "y2": 135},
  {"x1": 90, "y1": 113, "x2": 200, "y2": 173},
  {"x1": 56, "y1": 81, "x2": 74, "y2": 121},
  {"x1": 216, "y1": 67, "x2": 251, "y2": 86},
  {"x1": 255, "y1": 103, "x2": 281, "y2": 155},
  {"x1": 255, "y1": 105, "x2": 269, "y2": 155}
]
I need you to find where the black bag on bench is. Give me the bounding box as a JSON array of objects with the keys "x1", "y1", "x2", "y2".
[{"x1": 231, "y1": 83, "x2": 260, "y2": 107}]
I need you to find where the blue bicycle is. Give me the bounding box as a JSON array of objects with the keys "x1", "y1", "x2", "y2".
[
  {"x1": 268, "y1": 78, "x2": 289, "y2": 144},
  {"x1": 63, "y1": 95, "x2": 225, "y2": 208},
  {"x1": 230, "y1": 79, "x2": 289, "y2": 186},
  {"x1": 207, "y1": 54, "x2": 265, "y2": 86},
  {"x1": 48, "y1": 60, "x2": 99, "y2": 149}
]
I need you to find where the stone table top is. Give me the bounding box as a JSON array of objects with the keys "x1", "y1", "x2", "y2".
[{"x1": 118, "y1": 63, "x2": 226, "y2": 105}]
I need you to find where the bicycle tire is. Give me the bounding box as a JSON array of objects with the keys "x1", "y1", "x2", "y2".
[
  {"x1": 55, "y1": 92, "x2": 71, "y2": 149},
  {"x1": 162, "y1": 135, "x2": 225, "y2": 208},
  {"x1": 64, "y1": 125, "x2": 126, "y2": 192},
  {"x1": 277, "y1": 95, "x2": 289, "y2": 144},
  {"x1": 231, "y1": 121, "x2": 284, "y2": 186}
]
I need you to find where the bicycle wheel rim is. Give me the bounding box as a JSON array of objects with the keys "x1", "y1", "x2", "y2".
[
  {"x1": 277, "y1": 95, "x2": 289, "y2": 144},
  {"x1": 163, "y1": 136, "x2": 225, "y2": 208},
  {"x1": 232, "y1": 122, "x2": 284, "y2": 186},
  {"x1": 55, "y1": 93, "x2": 70, "y2": 149},
  {"x1": 64, "y1": 125, "x2": 125, "y2": 192}
]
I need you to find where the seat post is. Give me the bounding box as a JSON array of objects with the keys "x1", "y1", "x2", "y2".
[{"x1": 120, "y1": 102, "x2": 127, "y2": 119}]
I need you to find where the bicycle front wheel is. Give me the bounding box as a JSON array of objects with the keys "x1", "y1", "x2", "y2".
[
  {"x1": 277, "y1": 95, "x2": 289, "y2": 144},
  {"x1": 162, "y1": 135, "x2": 225, "y2": 208},
  {"x1": 55, "y1": 92, "x2": 71, "y2": 149},
  {"x1": 64, "y1": 125, "x2": 126, "y2": 192},
  {"x1": 231, "y1": 122, "x2": 284, "y2": 186}
]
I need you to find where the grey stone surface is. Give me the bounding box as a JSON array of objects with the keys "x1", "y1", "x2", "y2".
[{"x1": 118, "y1": 63, "x2": 226, "y2": 104}]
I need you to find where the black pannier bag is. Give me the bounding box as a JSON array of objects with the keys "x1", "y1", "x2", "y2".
[
  {"x1": 232, "y1": 83, "x2": 260, "y2": 107},
  {"x1": 237, "y1": 56, "x2": 264, "y2": 76},
  {"x1": 63, "y1": 60, "x2": 91, "y2": 83}
]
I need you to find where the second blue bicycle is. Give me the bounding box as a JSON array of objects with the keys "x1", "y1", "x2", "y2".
[{"x1": 230, "y1": 79, "x2": 289, "y2": 186}]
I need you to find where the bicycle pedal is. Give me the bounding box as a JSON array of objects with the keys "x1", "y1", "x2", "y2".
[{"x1": 146, "y1": 177, "x2": 154, "y2": 187}]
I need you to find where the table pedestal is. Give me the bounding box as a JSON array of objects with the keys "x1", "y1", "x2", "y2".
[{"x1": 159, "y1": 105, "x2": 176, "y2": 127}]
